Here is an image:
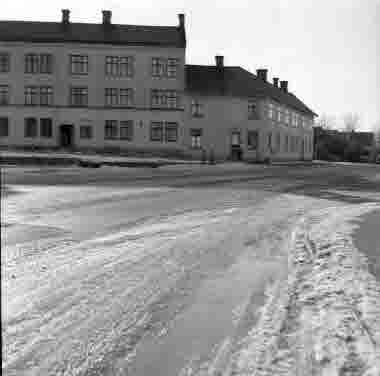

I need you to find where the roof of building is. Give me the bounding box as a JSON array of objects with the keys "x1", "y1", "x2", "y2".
[
  {"x1": 0, "y1": 20, "x2": 185, "y2": 47},
  {"x1": 185, "y1": 64, "x2": 317, "y2": 117}
]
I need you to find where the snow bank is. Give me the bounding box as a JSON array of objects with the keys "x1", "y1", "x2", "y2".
[{"x1": 231, "y1": 203, "x2": 380, "y2": 376}]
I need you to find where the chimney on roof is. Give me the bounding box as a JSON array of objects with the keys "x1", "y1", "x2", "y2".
[
  {"x1": 102, "y1": 10, "x2": 112, "y2": 25},
  {"x1": 280, "y1": 80, "x2": 288, "y2": 93},
  {"x1": 215, "y1": 55, "x2": 224, "y2": 69},
  {"x1": 256, "y1": 69, "x2": 268, "y2": 82},
  {"x1": 273, "y1": 77, "x2": 279, "y2": 88},
  {"x1": 178, "y1": 14, "x2": 185, "y2": 29},
  {"x1": 61, "y1": 9, "x2": 70, "y2": 24}
]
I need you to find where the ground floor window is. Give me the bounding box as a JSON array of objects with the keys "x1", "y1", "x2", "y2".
[
  {"x1": 40, "y1": 118, "x2": 52, "y2": 138},
  {"x1": 267, "y1": 132, "x2": 272, "y2": 150},
  {"x1": 80, "y1": 125, "x2": 93, "y2": 139},
  {"x1": 165, "y1": 122, "x2": 178, "y2": 142},
  {"x1": 247, "y1": 130, "x2": 258, "y2": 149},
  {"x1": 150, "y1": 121, "x2": 164, "y2": 142},
  {"x1": 190, "y1": 128, "x2": 202, "y2": 148},
  {"x1": 276, "y1": 132, "x2": 281, "y2": 152},
  {"x1": 24, "y1": 117, "x2": 37, "y2": 137},
  {"x1": 0, "y1": 117, "x2": 9, "y2": 137},
  {"x1": 120, "y1": 120, "x2": 134, "y2": 141},
  {"x1": 104, "y1": 120, "x2": 118, "y2": 139}
]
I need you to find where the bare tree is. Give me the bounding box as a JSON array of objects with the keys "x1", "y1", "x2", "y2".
[
  {"x1": 373, "y1": 120, "x2": 380, "y2": 146},
  {"x1": 315, "y1": 114, "x2": 336, "y2": 130},
  {"x1": 343, "y1": 112, "x2": 360, "y2": 133}
]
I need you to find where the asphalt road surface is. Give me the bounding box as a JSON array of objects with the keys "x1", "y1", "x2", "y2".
[{"x1": 2, "y1": 162, "x2": 380, "y2": 376}]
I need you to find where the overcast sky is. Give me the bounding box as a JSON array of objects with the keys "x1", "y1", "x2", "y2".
[{"x1": 2, "y1": 0, "x2": 379, "y2": 131}]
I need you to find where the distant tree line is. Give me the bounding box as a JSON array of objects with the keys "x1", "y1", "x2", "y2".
[{"x1": 314, "y1": 113, "x2": 379, "y2": 163}]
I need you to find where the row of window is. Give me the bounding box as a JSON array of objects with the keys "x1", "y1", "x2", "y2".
[
  {"x1": 88, "y1": 121, "x2": 180, "y2": 142},
  {"x1": 190, "y1": 99, "x2": 259, "y2": 120},
  {"x1": 0, "y1": 52, "x2": 180, "y2": 78},
  {"x1": 0, "y1": 117, "x2": 53, "y2": 138},
  {"x1": 0, "y1": 117, "x2": 179, "y2": 143},
  {"x1": 266, "y1": 102, "x2": 312, "y2": 129},
  {"x1": 265, "y1": 131, "x2": 313, "y2": 153},
  {"x1": 0, "y1": 85, "x2": 180, "y2": 108}
]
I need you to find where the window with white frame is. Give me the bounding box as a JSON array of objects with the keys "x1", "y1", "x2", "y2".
[
  {"x1": 40, "y1": 54, "x2": 53, "y2": 74},
  {"x1": 70, "y1": 87, "x2": 88, "y2": 106},
  {"x1": 105, "y1": 56, "x2": 119, "y2": 76},
  {"x1": 104, "y1": 120, "x2": 118, "y2": 139},
  {"x1": 40, "y1": 86, "x2": 53, "y2": 106},
  {"x1": 0, "y1": 53, "x2": 10, "y2": 73},
  {"x1": 105, "y1": 88, "x2": 118, "y2": 107},
  {"x1": 119, "y1": 57, "x2": 134, "y2": 77},
  {"x1": 167, "y1": 58, "x2": 179, "y2": 78},
  {"x1": 277, "y1": 106, "x2": 282, "y2": 122},
  {"x1": 152, "y1": 58, "x2": 166, "y2": 77},
  {"x1": 119, "y1": 88, "x2": 134, "y2": 107},
  {"x1": 70, "y1": 55, "x2": 88, "y2": 75},
  {"x1": 190, "y1": 128, "x2": 202, "y2": 148},
  {"x1": 248, "y1": 100, "x2": 259, "y2": 119},
  {"x1": 150, "y1": 121, "x2": 164, "y2": 141},
  {"x1": 120, "y1": 120, "x2": 134, "y2": 141},
  {"x1": 151, "y1": 89, "x2": 166, "y2": 107},
  {"x1": 24, "y1": 86, "x2": 38, "y2": 105},
  {"x1": 0, "y1": 85, "x2": 10, "y2": 105},
  {"x1": 191, "y1": 99, "x2": 204, "y2": 117},
  {"x1": 105, "y1": 56, "x2": 134, "y2": 77},
  {"x1": 152, "y1": 58, "x2": 179, "y2": 78},
  {"x1": 285, "y1": 109, "x2": 290, "y2": 125},
  {"x1": 151, "y1": 89, "x2": 179, "y2": 108},
  {"x1": 166, "y1": 90, "x2": 178, "y2": 108},
  {"x1": 25, "y1": 54, "x2": 39, "y2": 74},
  {"x1": 165, "y1": 122, "x2": 178, "y2": 142},
  {"x1": 25, "y1": 53, "x2": 52, "y2": 74},
  {"x1": 292, "y1": 112, "x2": 297, "y2": 127},
  {"x1": 298, "y1": 116, "x2": 303, "y2": 128},
  {"x1": 268, "y1": 103, "x2": 274, "y2": 119}
]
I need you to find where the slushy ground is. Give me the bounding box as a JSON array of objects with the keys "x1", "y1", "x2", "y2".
[
  {"x1": 2, "y1": 162, "x2": 380, "y2": 376},
  {"x1": 353, "y1": 210, "x2": 380, "y2": 281}
]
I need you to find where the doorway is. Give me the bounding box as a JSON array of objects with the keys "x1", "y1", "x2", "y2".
[
  {"x1": 60, "y1": 124, "x2": 74, "y2": 148},
  {"x1": 231, "y1": 131, "x2": 243, "y2": 161}
]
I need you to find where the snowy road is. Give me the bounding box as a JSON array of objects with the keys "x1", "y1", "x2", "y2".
[{"x1": 2, "y1": 163, "x2": 380, "y2": 375}]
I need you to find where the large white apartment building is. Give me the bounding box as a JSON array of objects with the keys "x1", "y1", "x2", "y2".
[{"x1": 0, "y1": 10, "x2": 186, "y2": 156}]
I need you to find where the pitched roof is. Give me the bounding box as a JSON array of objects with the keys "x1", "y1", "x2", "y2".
[
  {"x1": 185, "y1": 64, "x2": 317, "y2": 117},
  {"x1": 0, "y1": 20, "x2": 185, "y2": 47}
]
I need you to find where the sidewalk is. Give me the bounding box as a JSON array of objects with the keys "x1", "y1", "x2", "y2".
[
  {"x1": 0, "y1": 149, "x2": 317, "y2": 169},
  {"x1": 0, "y1": 150, "x2": 200, "y2": 168}
]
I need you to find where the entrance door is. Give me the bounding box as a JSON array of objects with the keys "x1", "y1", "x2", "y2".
[
  {"x1": 231, "y1": 131, "x2": 242, "y2": 161},
  {"x1": 60, "y1": 124, "x2": 74, "y2": 148}
]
